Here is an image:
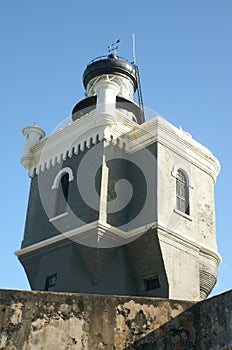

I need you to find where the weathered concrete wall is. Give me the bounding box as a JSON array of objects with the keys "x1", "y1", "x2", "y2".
[
  {"x1": 157, "y1": 142, "x2": 219, "y2": 300},
  {"x1": 157, "y1": 142, "x2": 217, "y2": 249},
  {"x1": 0, "y1": 289, "x2": 231, "y2": 349},
  {"x1": 131, "y1": 290, "x2": 232, "y2": 350}
]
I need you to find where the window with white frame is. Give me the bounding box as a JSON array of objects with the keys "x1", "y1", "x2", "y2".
[
  {"x1": 56, "y1": 172, "x2": 70, "y2": 216},
  {"x1": 176, "y1": 169, "x2": 189, "y2": 215},
  {"x1": 51, "y1": 167, "x2": 74, "y2": 217}
]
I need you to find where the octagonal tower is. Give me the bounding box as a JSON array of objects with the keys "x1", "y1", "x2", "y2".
[{"x1": 16, "y1": 53, "x2": 221, "y2": 300}]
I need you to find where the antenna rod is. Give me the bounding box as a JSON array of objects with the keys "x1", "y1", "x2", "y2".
[
  {"x1": 132, "y1": 33, "x2": 136, "y2": 64},
  {"x1": 131, "y1": 35, "x2": 145, "y2": 123}
]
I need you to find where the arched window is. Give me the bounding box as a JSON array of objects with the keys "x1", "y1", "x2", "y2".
[
  {"x1": 176, "y1": 169, "x2": 189, "y2": 215},
  {"x1": 55, "y1": 172, "x2": 70, "y2": 216},
  {"x1": 51, "y1": 167, "x2": 74, "y2": 190},
  {"x1": 51, "y1": 167, "x2": 74, "y2": 218}
]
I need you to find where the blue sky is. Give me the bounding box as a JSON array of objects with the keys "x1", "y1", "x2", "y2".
[{"x1": 0, "y1": 1, "x2": 231, "y2": 296}]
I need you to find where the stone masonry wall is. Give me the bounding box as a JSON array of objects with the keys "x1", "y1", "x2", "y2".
[{"x1": 0, "y1": 289, "x2": 231, "y2": 349}]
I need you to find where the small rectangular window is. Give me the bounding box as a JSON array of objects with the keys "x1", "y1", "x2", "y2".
[
  {"x1": 45, "y1": 273, "x2": 57, "y2": 291},
  {"x1": 144, "y1": 276, "x2": 161, "y2": 291}
]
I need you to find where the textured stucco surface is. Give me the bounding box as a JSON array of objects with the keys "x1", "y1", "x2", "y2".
[
  {"x1": 0, "y1": 289, "x2": 231, "y2": 349},
  {"x1": 131, "y1": 290, "x2": 232, "y2": 350},
  {"x1": 157, "y1": 142, "x2": 217, "y2": 249},
  {"x1": 157, "y1": 142, "x2": 219, "y2": 300}
]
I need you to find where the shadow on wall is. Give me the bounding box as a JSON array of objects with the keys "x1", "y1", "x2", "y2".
[{"x1": 126, "y1": 290, "x2": 232, "y2": 350}]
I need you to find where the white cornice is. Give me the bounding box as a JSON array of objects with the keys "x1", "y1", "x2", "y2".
[
  {"x1": 124, "y1": 116, "x2": 220, "y2": 183},
  {"x1": 156, "y1": 221, "x2": 221, "y2": 265},
  {"x1": 27, "y1": 111, "x2": 137, "y2": 177},
  {"x1": 15, "y1": 220, "x2": 221, "y2": 265},
  {"x1": 23, "y1": 112, "x2": 220, "y2": 183}
]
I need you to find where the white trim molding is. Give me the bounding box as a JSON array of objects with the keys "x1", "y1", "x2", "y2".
[
  {"x1": 173, "y1": 208, "x2": 193, "y2": 221},
  {"x1": 21, "y1": 114, "x2": 220, "y2": 185},
  {"x1": 15, "y1": 220, "x2": 221, "y2": 266},
  {"x1": 51, "y1": 167, "x2": 74, "y2": 190},
  {"x1": 171, "y1": 163, "x2": 194, "y2": 188},
  {"x1": 26, "y1": 110, "x2": 136, "y2": 177},
  {"x1": 49, "y1": 212, "x2": 69, "y2": 222}
]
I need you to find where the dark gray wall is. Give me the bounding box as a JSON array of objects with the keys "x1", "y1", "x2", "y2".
[
  {"x1": 19, "y1": 240, "x2": 138, "y2": 295},
  {"x1": 106, "y1": 142, "x2": 157, "y2": 230},
  {"x1": 22, "y1": 144, "x2": 103, "y2": 248},
  {"x1": 20, "y1": 141, "x2": 160, "y2": 296},
  {"x1": 19, "y1": 230, "x2": 168, "y2": 297}
]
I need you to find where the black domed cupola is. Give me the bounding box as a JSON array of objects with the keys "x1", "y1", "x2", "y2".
[
  {"x1": 83, "y1": 54, "x2": 138, "y2": 95},
  {"x1": 72, "y1": 54, "x2": 144, "y2": 124}
]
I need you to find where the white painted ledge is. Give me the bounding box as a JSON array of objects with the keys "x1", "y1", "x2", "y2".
[
  {"x1": 49, "y1": 212, "x2": 69, "y2": 222},
  {"x1": 173, "y1": 208, "x2": 193, "y2": 221}
]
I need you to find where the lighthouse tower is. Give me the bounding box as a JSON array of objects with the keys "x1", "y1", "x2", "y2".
[{"x1": 16, "y1": 52, "x2": 221, "y2": 300}]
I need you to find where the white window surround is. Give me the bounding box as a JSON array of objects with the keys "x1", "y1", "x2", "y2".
[
  {"x1": 173, "y1": 208, "x2": 193, "y2": 221},
  {"x1": 171, "y1": 163, "x2": 194, "y2": 188},
  {"x1": 49, "y1": 211, "x2": 69, "y2": 222},
  {"x1": 172, "y1": 164, "x2": 193, "y2": 219},
  {"x1": 51, "y1": 167, "x2": 74, "y2": 190}
]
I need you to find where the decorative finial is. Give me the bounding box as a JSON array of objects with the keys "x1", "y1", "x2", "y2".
[{"x1": 108, "y1": 39, "x2": 120, "y2": 55}]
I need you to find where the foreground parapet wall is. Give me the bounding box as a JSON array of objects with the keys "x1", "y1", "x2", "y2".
[{"x1": 0, "y1": 289, "x2": 231, "y2": 349}]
